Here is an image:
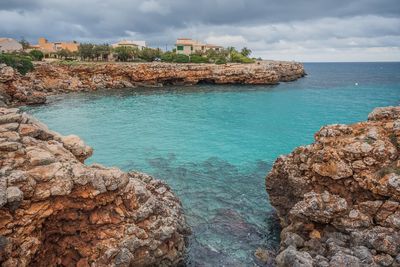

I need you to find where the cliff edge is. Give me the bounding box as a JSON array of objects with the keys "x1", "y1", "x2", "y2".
[
  {"x1": 267, "y1": 106, "x2": 400, "y2": 267},
  {"x1": 0, "y1": 108, "x2": 190, "y2": 266},
  {"x1": 0, "y1": 61, "x2": 305, "y2": 106}
]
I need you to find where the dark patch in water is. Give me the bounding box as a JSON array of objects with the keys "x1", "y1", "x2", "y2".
[{"x1": 141, "y1": 156, "x2": 280, "y2": 266}]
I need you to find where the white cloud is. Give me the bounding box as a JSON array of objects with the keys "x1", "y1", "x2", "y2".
[
  {"x1": 0, "y1": 0, "x2": 399, "y2": 61},
  {"x1": 205, "y1": 35, "x2": 247, "y2": 47}
]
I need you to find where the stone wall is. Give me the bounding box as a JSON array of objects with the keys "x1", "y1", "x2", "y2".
[{"x1": 267, "y1": 106, "x2": 400, "y2": 267}]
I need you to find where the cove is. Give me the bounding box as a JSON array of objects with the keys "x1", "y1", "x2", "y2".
[{"x1": 23, "y1": 62, "x2": 400, "y2": 266}]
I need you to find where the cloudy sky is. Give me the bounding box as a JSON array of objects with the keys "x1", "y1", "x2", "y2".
[{"x1": 1, "y1": 0, "x2": 399, "y2": 61}]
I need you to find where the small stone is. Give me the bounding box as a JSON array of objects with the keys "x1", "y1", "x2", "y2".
[
  {"x1": 27, "y1": 148, "x2": 55, "y2": 166},
  {"x1": 352, "y1": 246, "x2": 373, "y2": 264},
  {"x1": 312, "y1": 160, "x2": 353, "y2": 180},
  {"x1": 374, "y1": 254, "x2": 394, "y2": 266},
  {"x1": 6, "y1": 186, "x2": 23, "y2": 203},
  {"x1": 309, "y1": 230, "x2": 321, "y2": 239},
  {"x1": 330, "y1": 252, "x2": 361, "y2": 267},
  {"x1": 254, "y1": 248, "x2": 271, "y2": 263},
  {"x1": 0, "y1": 141, "x2": 21, "y2": 151},
  {"x1": 276, "y1": 246, "x2": 313, "y2": 267},
  {"x1": 114, "y1": 248, "x2": 133, "y2": 266},
  {"x1": 283, "y1": 232, "x2": 304, "y2": 248}
]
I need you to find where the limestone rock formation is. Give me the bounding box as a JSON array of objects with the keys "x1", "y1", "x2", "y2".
[
  {"x1": 0, "y1": 108, "x2": 190, "y2": 266},
  {"x1": 267, "y1": 106, "x2": 400, "y2": 267},
  {"x1": 0, "y1": 61, "x2": 305, "y2": 106}
]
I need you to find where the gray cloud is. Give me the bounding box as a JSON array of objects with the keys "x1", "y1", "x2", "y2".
[{"x1": 0, "y1": 0, "x2": 399, "y2": 61}]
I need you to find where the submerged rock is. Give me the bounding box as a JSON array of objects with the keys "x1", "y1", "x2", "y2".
[
  {"x1": 266, "y1": 106, "x2": 400, "y2": 266},
  {"x1": 0, "y1": 107, "x2": 190, "y2": 266},
  {"x1": 0, "y1": 61, "x2": 305, "y2": 106}
]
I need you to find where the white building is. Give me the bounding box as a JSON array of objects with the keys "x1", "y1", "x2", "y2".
[
  {"x1": 112, "y1": 40, "x2": 147, "y2": 50},
  {"x1": 0, "y1": 38, "x2": 23, "y2": 53},
  {"x1": 175, "y1": 38, "x2": 223, "y2": 56}
]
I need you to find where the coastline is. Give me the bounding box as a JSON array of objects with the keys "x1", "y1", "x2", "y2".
[
  {"x1": 0, "y1": 60, "x2": 305, "y2": 107},
  {"x1": 0, "y1": 107, "x2": 190, "y2": 266}
]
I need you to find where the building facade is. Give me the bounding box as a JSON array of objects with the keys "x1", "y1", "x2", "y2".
[
  {"x1": 175, "y1": 38, "x2": 223, "y2": 56},
  {"x1": 0, "y1": 38, "x2": 23, "y2": 53},
  {"x1": 30, "y1": 37, "x2": 79, "y2": 53},
  {"x1": 111, "y1": 40, "x2": 147, "y2": 50}
]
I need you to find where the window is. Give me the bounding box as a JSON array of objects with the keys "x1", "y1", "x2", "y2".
[
  {"x1": 177, "y1": 45, "x2": 184, "y2": 51},
  {"x1": 191, "y1": 46, "x2": 193, "y2": 51}
]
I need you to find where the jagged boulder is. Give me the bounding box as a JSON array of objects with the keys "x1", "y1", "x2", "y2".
[
  {"x1": 0, "y1": 108, "x2": 190, "y2": 266},
  {"x1": 267, "y1": 106, "x2": 400, "y2": 266}
]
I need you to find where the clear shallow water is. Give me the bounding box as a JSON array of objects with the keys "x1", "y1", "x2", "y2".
[{"x1": 23, "y1": 62, "x2": 400, "y2": 266}]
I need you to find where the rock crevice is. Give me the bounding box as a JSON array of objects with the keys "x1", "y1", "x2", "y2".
[
  {"x1": 0, "y1": 107, "x2": 190, "y2": 266},
  {"x1": 267, "y1": 106, "x2": 400, "y2": 267}
]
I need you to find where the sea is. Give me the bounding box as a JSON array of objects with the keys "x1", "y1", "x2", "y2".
[{"x1": 23, "y1": 62, "x2": 400, "y2": 266}]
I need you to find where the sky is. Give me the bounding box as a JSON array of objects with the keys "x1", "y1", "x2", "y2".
[{"x1": 0, "y1": 0, "x2": 399, "y2": 62}]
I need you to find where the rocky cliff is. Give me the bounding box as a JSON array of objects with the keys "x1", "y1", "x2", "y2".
[
  {"x1": 0, "y1": 61, "x2": 305, "y2": 106},
  {"x1": 0, "y1": 107, "x2": 190, "y2": 266},
  {"x1": 267, "y1": 106, "x2": 400, "y2": 267}
]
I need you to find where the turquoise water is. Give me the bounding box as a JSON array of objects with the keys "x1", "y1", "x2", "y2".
[{"x1": 24, "y1": 62, "x2": 400, "y2": 266}]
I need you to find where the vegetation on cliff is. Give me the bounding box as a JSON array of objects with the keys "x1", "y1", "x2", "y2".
[
  {"x1": 0, "y1": 53, "x2": 34, "y2": 75},
  {"x1": 74, "y1": 43, "x2": 255, "y2": 64}
]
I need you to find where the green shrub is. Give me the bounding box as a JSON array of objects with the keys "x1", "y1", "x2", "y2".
[
  {"x1": 190, "y1": 54, "x2": 208, "y2": 63},
  {"x1": 0, "y1": 53, "x2": 34, "y2": 75},
  {"x1": 215, "y1": 57, "x2": 227, "y2": 64},
  {"x1": 138, "y1": 47, "x2": 161, "y2": 62},
  {"x1": 174, "y1": 54, "x2": 189, "y2": 63},
  {"x1": 29, "y1": 50, "x2": 44, "y2": 61},
  {"x1": 230, "y1": 51, "x2": 255, "y2": 63},
  {"x1": 161, "y1": 52, "x2": 175, "y2": 62}
]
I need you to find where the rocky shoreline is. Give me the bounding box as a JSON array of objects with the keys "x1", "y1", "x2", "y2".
[
  {"x1": 0, "y1": 107, "x2": 190, "y2": 266},
  {"x1": 0, "y1": 61, "x2": 305, "y2": 106},
  {"x1": 267, "y1": 106, "x2": 400, "y2": 267}
]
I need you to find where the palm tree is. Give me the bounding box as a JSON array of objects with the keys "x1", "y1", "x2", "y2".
[{"x1": 241, "y1": 47, "x2": 252, "y2": 57}]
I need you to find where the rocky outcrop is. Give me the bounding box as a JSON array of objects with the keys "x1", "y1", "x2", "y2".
[
  {"x1": 267, "y1": 106, "x2": 400, "y2": 266},
  {"x1": 0, "y1": 61, "x2": 305, "y2": 106},
  {"x1": 0, "y1": 108, "x2": 190, "y2": 266}
]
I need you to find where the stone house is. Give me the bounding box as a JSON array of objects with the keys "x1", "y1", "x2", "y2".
[
  {"x1": 111, "y1": 40, "x2": 147, "y2": 50},
  {"x1": 0, "y1": 38, "x2": 23, "y2": 53},
  {"x1": 30, "y1": 37, "x2": 79, "y2": 54},
  {"x1": 175, "y1": 38, "x2": 223, "y2": 56}
]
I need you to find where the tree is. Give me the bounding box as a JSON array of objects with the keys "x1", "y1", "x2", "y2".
[
  {"x1": 78, "y1": 43, "x2": 95, "y2": 61},
  {"x1": 174, "y1": 54, "x2": 189, "y2": 63},
  {"x1": 57, "y1": 49, "x2": 71, "y2": 59},
  {"x1": 190, "y1": 54, "x2": 208, "y2": 63},
  {"x1": 138, "y1": 47, "x2": 162, "y2": 62},
  {"x1": 240, "y1": 47, "x2": 252, "y2": 57},
  {"x1": 230, "y1": 51, "x2": 254, "y2": 63},
  {"x1": 29, "y1": 50, "x2": 44, "y2": 61},
  {"x1": 93, "y1": 44, "x2": 111, "y2": 61},
  {"x1": 160, "y1": 51, "x2": 175, "y2": 62},
  {"x1": 19, "y1": 38, "x2": 30, "y2": 50},
  {"x1": 113, "y1": 46, "x2": 135, "y2": 61}
]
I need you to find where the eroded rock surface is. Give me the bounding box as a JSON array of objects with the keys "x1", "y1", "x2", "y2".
[
  {"x1": 0, "y1": 108, "x2": 189, "y2": 266},
  {"x1": 267, "y1": 106, "x2": 400, "y2": 266},
  {"x1": 0, "y1": 61, "x2": 305, "y2": 106}
]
